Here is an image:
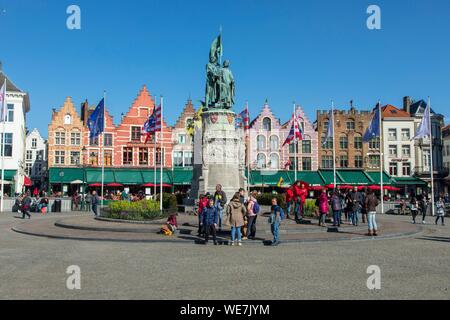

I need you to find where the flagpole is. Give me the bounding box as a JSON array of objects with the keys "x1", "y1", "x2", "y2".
[
  {"x1": 160, "y1": 95, "x2": 163, "y2": 212},
  {"x1": 379, "y1": 100, "x2": 384, "y2": 214},
  {"x1": 1, "y1": 79, "x2": 6, "y2": 212},
  {"x1": 293, "y1": 102, "x2": 297, "y2": 182},
  {"x1": 331, "y1": 100, "x2": 336, "y2": 189},
  {"x1": 246, "y1": 101, "x2": 250, "y2": 195},
  {"x1": 101, "y1": 90, "x2": 105, "y2": 208},
  {"x1": 428, "y1": 96, "x2": 435, "y2": 216},
  {"x1": 153, "y1": 95, "x2": 157, "y2": 198}
]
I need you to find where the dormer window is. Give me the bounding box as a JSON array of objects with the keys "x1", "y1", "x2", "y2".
[
  {"x1": 263, "y1": 118, "x2": 271, "y2": 131},
  {"x1": 64, "y1": 114, "x2": 72, "y2": 125}
]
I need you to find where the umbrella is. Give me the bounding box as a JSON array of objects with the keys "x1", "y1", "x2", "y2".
[
  {"x1": 384, "y1": 186, "x2": 401, "y2": 191},
  {"x1": 325, "y1": 184, "x2": 336, "y2": 189},
  {"x1": 368, "y1": 185, "x2": 381, "y2": 190},
  {"x1": 142, "y1": 183, "x2": 172, "y2": 187},
  {"x1": 88, "y1": 183, "x2": 102, "y2": 187},
  {"x1": 70, "y1": 179, "x2": 84, "y2": 184},
  {"x1": 142, "y1": 183, "x2": 155, "y2": 187},
  {"x1": 106, "y1": 183, "x2": 123, "y2": 187},
  {"x1": 338, "y1": 185, "x2": 353, "y2": 190},
  {"x1": 309, "y1": 186, "x2": 324, "y2": 191},
  {"x1": 23, "y1": 176, "x2": 32, "y2": 187}
]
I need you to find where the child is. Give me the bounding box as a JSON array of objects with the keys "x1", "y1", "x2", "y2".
[
  {"x1": 167, "y1": 214, "x2": 178, "y2": 233},
  {"x1": 202, "y1": 198, "x2": 218, "y2": 245},
  {"x1": 269, "y1": 197, "x2": 284, "y2": 246},
  {"x1": 197, "y1": 193, "x2": 209, "y2": 236}
]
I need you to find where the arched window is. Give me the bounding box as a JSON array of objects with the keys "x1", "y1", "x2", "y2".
[
  {"x1": 269, "y1": 153, "x2": 279, "y2": 169},
  {"x1": 346, "y1": 118, "x2": 355, "y2": 130},
  {"x1": 64, "y1": 114, "x2": 72, "y2": 125},
  {"x1": 269, "y1": 135, "x2": 279, "y2": 151},
  {"x1": 257, "y1": 153, "x2": 266, "y2": 169},
  {"x1": 257, "y1": 135, "x2": 266, "y2": 151},
  {"x1": 263, "y1": 118, "x2": 271, "y2": 131}
]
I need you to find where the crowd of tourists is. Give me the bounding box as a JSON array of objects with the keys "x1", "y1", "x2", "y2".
[{"x1": 12, "y1": 191, "x2": 49, "y2": 219}]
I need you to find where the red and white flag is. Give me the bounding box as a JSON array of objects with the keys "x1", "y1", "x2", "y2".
[
  {"x1": 154, "y1": 104, "x2": 162, "y2": 131},
  {"x1": 282, "y1": 113, "x2": 303, "y2": 146}
]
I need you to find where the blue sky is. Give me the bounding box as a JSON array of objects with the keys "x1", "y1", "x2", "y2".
[{"x1": 1, "y1": 0, "x2": 449, "y2": 137}]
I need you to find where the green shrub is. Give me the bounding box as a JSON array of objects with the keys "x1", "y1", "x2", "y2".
[
  {"x1": 302, "y1": 199, "x2": 318, "y2": 217},
  {"x1": 156, "y1": 193, "x2": 178, "y2": 213},
  {"x1": 103, "y1": 199, "x2": 167, "y2": 221},
  {"x1": 256, "y1": 193, "x2": 286, "y2": 208}
]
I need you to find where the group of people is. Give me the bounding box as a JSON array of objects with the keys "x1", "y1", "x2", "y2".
[
  {"x1": 197, "y1": 185, "x2": 284, "y2": 246},
  {"x1": 13, "y1": 191, "x2": 49, "y2": 219},
  {"x1": 409, "y1": 192, "x2": 446, "y2": 226}
]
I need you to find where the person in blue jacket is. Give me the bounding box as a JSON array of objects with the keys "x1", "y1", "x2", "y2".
[
  {"x1": 202, "y1": 198, "x2": 219, "y2": 245},
  {"x1": 269, "y1": 197, "x2": 284, "y2": 246}
]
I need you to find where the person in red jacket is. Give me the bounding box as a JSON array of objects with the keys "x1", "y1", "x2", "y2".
[
  {"x1": 197, "y1": 193, "x2": 210, "y2": 236},
  {"x1": 285, "y1": 187, "x2": 294, "y2": 219},
  {"x1": 293, "y1": 181, "x2": 308, "y2": 222}
]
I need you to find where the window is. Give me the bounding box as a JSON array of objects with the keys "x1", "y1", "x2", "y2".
[
  {"x1": 139, "y1": 148, "x2": 148, "y2": 165},
  {"x1": 302, "y1": 140, "x2": 311, "y2": 154},
  {"x1": 269, "y1": 135, "x2": 279, "y2": 151},
  {"x1": 64, "y1": 114, "x2": 72, "y2": 125},
  {"x1": 123, "y1": 147, "x2": 133, "y2": 165},
  {"x1": 346, "y1": 120, "x2": 355, "y2": 130},
  {"x1": 262, "y1": 118, "x2": 271, "y2": 131},
  {"x1": 178, "y1": 134, "x2": 186, "y2": 144},
  {"x1": 54, "y1": 150, "x2": 65, "y2": 165},
  {"x1": 35, "y1": 163, "x2": 42, "y2": 175},
  {"x1": 104, "y1": 150, "x2": 112, "y2": 166},
  {"x1": 389, "y1": 162, "x2": 398, "y2": 176},
  {"x1": 90, "y1": 136, "x2": 99, "y2": 146},
  {"x1": 184, "y1": 151, "x2": 193, "y2": 167},
  {"x1": 402, "y1": 145, "x2": 411, "y2": 157},
  {"x1": 26, "y1": 150, "x2": 33, "y2": 161},
  {"x1": 70, "y1": 151, "x2": 80, "y2": 165},
  {"x1": 88, "y1": 151, "x2": 98, "y2": 166},
  {"x1": 323, "y1": 121, "x2": 329, "y2": 132},
  {"x1": 257, "y1": 153, "x2": 266, "y2": 169},
  {"x1": 31, "y1": 138, "x2": 37, "y2": 149},
  {"x1": 339, "y1": 154, "x2": 348, "y2": 168},
  {"x1": 25, "y1": 163, "x2": 32, "y2": 176},
  {"x1": 71, "y1": 132, "x2": 81, "y2": 146},
  {"x1": 388, "y1": 145, "x2": 397, "y2": 157},
  {"x1": 423, "y1": 149, "x2": 431, "y2": 171},
  {"x1": 322, "y1": 135, "x2": 333, "y2": 150},
  {"x1": 354, "y1": 136, "x2": 363, "y2": 149},
  {"x1": 55, "y1": 132, "x2": 65, "y2": 145},
  {"x1": 302, "y1": 157, "x2": 312, "y2": 171},
  {"x1": 388, "y1": 128, "x2": 397, "y2": 141},
  {"x1": 369, "y1": 137, "x2": 380, "y2": 149},
  {"x1": 131, "y1": 126, "x2": 141, "y2": 141},
  {"x1": 173, "y1": 151, "x2": 183, "y2": 167},
  {"x1": 36, "y1": 150, "x2": 43, "y2": 160},
  {"x1": 401, "y1": 128, "x2": 410, "y2": 141},
  {"x1": 156, "y1": 148, "x2": 162, "y2": 166},
  {"x1": 355, "y1": 155, "x2": 363, "y2": 168},
  {"x1": 104, "y1": 133, "x2": 113, "y2": 147},
  {"x1": 0, "y1": 133, "x2": 13, "y2": 157},
  {"x1": 402, "y1": 163, "x2": 411, "y2": 176},
  {"x1": 289, "y1": 157, "x2": 296, "y2": 170},
  {"x1": 257, "y1": 135, "x2": 266, "y2": 151},
  {"x1": 269, "y1": 153, "x2": 279, "y2": 169},
  {"x1": 6, "y1": 104, "x2": 14, "y2": 122},
  {"x1": 339, "y1": 136, "x2": 348, "y2": 149},
  {"x1": 368, "y1": 155, "x2": 380, "y2": 168},
  {"x1": 321, "y1": 155, "x2": 333, "y2": 169},
  {"x1": 289, "y1": 141, "x2": 298, "y2": 153}
]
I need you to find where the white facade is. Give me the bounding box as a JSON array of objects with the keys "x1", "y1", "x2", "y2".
[
  {"x1": 25, "y1": 128, "x2": 48, "y2": 186},
  {"x1": 0, "y1": 69, "x2": 30, "y2": 195},
  {"x1": 382, "y1": 118, "x2": 415, "y2": 177}
]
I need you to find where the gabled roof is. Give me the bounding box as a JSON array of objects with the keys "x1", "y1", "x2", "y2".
[
  {"x1": 0, "y1": 70, "x2": 30, "y2": 112},
  {"x1": 249, "y1": 100, "x2": 282, "y2": 129},
  {"x1": 173, "y1": 99, "x2": 195, "y2": 129},
  {"x1": 381, "y1": 104, "x2": 411, "y2": 118},
  {"x1": 409, "y1": 99, "x2": 436, "y2": 115}
]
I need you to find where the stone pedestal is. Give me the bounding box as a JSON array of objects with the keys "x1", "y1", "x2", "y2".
[{"x1": 189, "y1": 109, "x2": 246, "y2": 203}]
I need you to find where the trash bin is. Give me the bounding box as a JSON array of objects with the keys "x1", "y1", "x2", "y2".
[{"x1": 52, "y1": 199, "x2": 62, "y2": 212}]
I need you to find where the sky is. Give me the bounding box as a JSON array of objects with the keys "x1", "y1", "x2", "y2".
[{"x1": 0, "y1": 0, "x2": 449, "y2": 137}]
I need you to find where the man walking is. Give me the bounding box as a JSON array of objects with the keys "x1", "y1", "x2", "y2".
[
  {"x1": 21, "y1": 192, "x2": 32, "y2": 219},
  {"x1": 269, "y1": 197, "x2": 284, "y2": 246},
  {"x1": 91, "y1": 190, "x2": 100, "y2": 216}
]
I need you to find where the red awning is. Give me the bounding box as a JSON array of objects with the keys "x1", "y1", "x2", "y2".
[
  {"x1": 142, "y1": 183, "x2": 172, "y2": 187},
  {"x1": 23, "y1": 176, "x2": 32, "y2": 187}
]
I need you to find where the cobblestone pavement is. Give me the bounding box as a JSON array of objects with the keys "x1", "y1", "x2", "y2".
[{"x1": 0, "y1": 211, "x2": 449, "y2": 299}]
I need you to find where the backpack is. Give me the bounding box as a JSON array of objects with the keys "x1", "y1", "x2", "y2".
[{"x1": 253, "y1": 202, "x2": 260, "y2": 214}]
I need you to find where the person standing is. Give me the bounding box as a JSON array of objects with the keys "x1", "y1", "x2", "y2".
[
  {"x1": 365, "y1": 189, "x2": 379, "y2": 236},
  {"x1": 418, "y1": 194, "x2": 427, "y2": 224},
  {"x1": 91, "y1": 190, "x2": 100, "y2": 216},
  {"x1": 72, "y1": 191, "x2": 79, "y2": 211},
  {"x1": 202, "y1": 198, "x2": 218, "y2": 245},
  {"x1": 197, "y1": 193, "x2": 209, "y2": 236},
  {"x1": 226, "y1": 192, "x2": 246, "y2": 246},
  {"x1": 214, "y1": 184, "x2": 227, "y2": 231},
  {"x1": 435, "y1": 196, "x2": 445, "y2": 226},
  {"x1": 246, "y1": 191, "x2": 259, "y2": 240},
  {"x1": 21, "y1": 192, "x2": 32, "y2": 219},
  {"x1": 360, "y1": 187, "x2": 367, "y2": 224},
  {"x1": 317, "y1": 188, "x2": 329, "y2": 226},
  {"x1": 269, "y1": 197, "x2": 284, "y2": 246},
  {"x1": 293, "y1": 181, "x2": 307, "y2": 222},
  {"x1": 85, "y1": 192, "x2": 92, "y2": 212},
  {"x1": 285, "y1": 186, "x2": 294, "y2": 219},
  {"x1": 238, "y1": 188, "x2": 246, "y2": 204},
  {"x1": 347, "y1": 186, "x2": 362, "y2": 226},
  {"x1": 330, "y1": 190, "x2": 342, "y2": 227},
  {"x1": 410, "y1": 192, "x2": 418, "y2": 224}
]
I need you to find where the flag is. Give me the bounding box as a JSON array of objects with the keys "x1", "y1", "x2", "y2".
[
  {"x1": 154, "y1": 104, "x2": 162, "y2": 132},
  {"x1": 235, "y1": 106, "x2": 249, "y2": 130},
  {"x1": 284, "y1": 159, "x2": 292, "y2": 169},
  {"x1": 277, "y1": 176, "x2": 284, "y2": 187},
  {"x1": 282, "y1": 114, "x2": 302, "y2": 147},
  {"x1": 142, "y1": 109, "x2": 156, "y2": 143},
  {"x1": 412, "y1": 101, "x2": 431, "y2": 140},
  {"x1": 87, "y1": 98, "x2": 104, "y2": 138},
  {"x1": 322, "y1": 110, "x2": 333, "y2": 146},
  {"x1": 363, "y1": 103, "x2": 381, "y2": 142},
  {"x1": 0, "y1": 80, "x2": 6, "y2": 122}
]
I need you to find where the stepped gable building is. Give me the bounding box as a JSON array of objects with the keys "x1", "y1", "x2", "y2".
[
  {"x1": 25, "y1": 128, "x2": 48, "y2": 188},
  {"x1": 317, "y1": 102, "x2": 373, "y2": 170},
  {"x1": 172, "y1": 99, "x2": 195, "y2": 168},
  {"x1": 280, "y1": 105, "x2": 319, "y2": 171}
]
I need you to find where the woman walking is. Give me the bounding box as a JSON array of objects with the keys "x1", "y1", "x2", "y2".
[
  {"x1": 246, "y1": 191, "x2": 259, "y2": 240},
  {"x1": 330, "y1": 190, "x2": 342, "y2": 227},
  {"x1": 435, "y1": 197, "x2": 445, "y2": 226},
  {"x1": 365, "y1": 189, "x2": 379, "y2": 236},
  {"x1": 226, "y1": 192, "x2": 246, "y2": 246},
  {"x1": 317, "y1": 188, "x2": 329, "y2": 227},
  {"x1": 410, "y1": 193, "x2": 419, "y2": 224}
]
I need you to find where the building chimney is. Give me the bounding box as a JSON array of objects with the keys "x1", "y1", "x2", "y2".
[{"x1": 403, "y1": 96, "x2": 411, "y2": 114}]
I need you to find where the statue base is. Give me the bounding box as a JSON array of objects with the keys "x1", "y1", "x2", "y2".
[{"x1": 189, "y1": 108, "x2": 247, "y2": 203}]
